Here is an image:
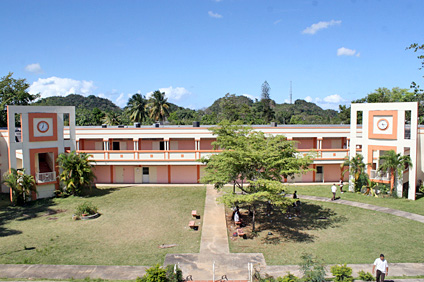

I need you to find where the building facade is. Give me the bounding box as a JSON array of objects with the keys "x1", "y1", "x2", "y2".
[{"x1": 0, "y1": 102, "x2": 421, "y2": 200}]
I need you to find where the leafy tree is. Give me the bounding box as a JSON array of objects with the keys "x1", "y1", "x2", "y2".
[
  {"x1": 2, "y1": 168, "x2": 36, "y2": 205},
  {"x1": 102, "y1": 111, "x2": 121, "y2": 125},
  {"x1": 147, "y1": 90, "x2": 170, "y2": 122},
  {"x1": 378, "y1": 150, "x2": 412, "y2": 195},
  {"x1": 260, "y1": 81, "x2": 275, "y2": 123},
  {"x1": 200, "y1": 121, "x2": 312, "y2": 230},
  {"x1": 56, "y1": 151, "x2": 96, "y2": 196},
  {"x1": 407, "y1": 42, "x2": 424, "y2": 93},
  {"x1": 0, "y1": 72, "x2": 39, "y2": 127},
  {"x1": 126, "y1": 93, "x2": 148, "y2": 123},
  {"x1": 343, "y1": 154, "x2": 368, "y2": 192}
]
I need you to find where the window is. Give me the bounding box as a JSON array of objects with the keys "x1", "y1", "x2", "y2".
[
  {"x1": 113, "y1": 142, "x2": 120, "y2": 150},
  {"x1": 316, "y1": 166, "x2": 323, "y2": 174},
  {"x1": 142, "y1": 167, "x2": 149, "y2": 175},
  {"x1": 159, "y1": 141, "x2": 165, "y2": 150}
]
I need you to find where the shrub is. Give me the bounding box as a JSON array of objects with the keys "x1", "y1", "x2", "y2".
[
  {"x1": 137, "y1": 264, "x2": 183, "y2": 282},
  {"x1": 299, "y1": 253, "x2": 326, "y2": 282},
  {"x1": 330, "y1": 264, "x2": 353, "y2": 282},
  {"x1": 277, "y1": 272, "x2": 299, "y2": 282},
  {"x1": 358, "y1": 270, "x2": 375, "y2": 281},
  {"x1": 75, "y1": 202, "x2": 98, "y2": 216}
]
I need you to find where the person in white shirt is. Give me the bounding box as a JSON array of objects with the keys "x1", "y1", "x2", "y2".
[
  {"x1": 331, "y1": 184, "x2": 337, "y2": 200},
  {"x1": 372, "y1": 254, "x2": 389, "y2": 282}
]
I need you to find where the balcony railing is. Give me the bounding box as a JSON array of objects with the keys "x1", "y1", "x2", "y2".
[
  {"x1": 370, "y1": 170, "x2": 390, "y2": 181},
  {"x1": 78, "y1": 148, "x2": 349, "y2": 163},
  {"x1": 36, "y1": 171, "x2": 56, "y2": 183}
]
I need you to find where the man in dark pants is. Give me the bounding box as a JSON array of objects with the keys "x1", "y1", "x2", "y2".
[{"x1": 372, "y1": 254, "x2": 389, "y2": 282}]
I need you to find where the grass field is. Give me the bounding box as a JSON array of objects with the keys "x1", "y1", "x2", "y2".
[
  {"x1": 228, "y1": 198, "x2": 424, "y2": 265},
  {"x1": 0, "y1": 185, "x2": 206, "y2": 266},
  {"x1": 283, "y1": 184, "x2": 424, "y2": 216}
]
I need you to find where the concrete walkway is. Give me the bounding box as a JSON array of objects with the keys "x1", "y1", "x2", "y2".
[{"x1": 299, "y1": 195, "x2": 424, "y2": 224}]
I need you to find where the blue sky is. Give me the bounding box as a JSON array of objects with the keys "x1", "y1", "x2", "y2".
[{"x1": 1, "y1": 0, "x2": 423, "y2": 110}]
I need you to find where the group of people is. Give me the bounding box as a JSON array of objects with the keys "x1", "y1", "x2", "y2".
[{"x1": 331, "y1": 178, "x2": 344, "y2": 201}]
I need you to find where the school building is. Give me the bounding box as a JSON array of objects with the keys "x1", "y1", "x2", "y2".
[{"x1": 0, "y1": 102, "x2": 421, "y2": 200}]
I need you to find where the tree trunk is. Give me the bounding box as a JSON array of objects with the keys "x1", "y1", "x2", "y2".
[
  {"x1": 252, "y1": 204, "x2": 256, "y2": 232},
  {"x1": 389, "y1": 169, "x2": 395, "y2": 194},
  {"x1": 233, "y1": 181, "x2": 235, "y2": 194}
]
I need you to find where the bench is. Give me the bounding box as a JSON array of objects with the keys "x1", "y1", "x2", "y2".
[
  {"x1": 192, "y1": 210, "x2": 198, "y2": 217},
  {"x1": 189, "y1": 220, "x2": 198, "y2": 230}
]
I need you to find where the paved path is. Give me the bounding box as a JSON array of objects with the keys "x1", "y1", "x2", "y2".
[
  {"x1": 199, "y1": 185, "x2": 229, "y2": 254},
  {"x1": 299, "y1": 195, "x2": 424, "y2": 223}
]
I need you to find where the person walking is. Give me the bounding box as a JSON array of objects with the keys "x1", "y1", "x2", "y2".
[
  {"x1": 372, "y1": 254, "x2": 389, "y2": 282},
  {"x1": 331, "y1": 183, "x2": 337, "y2": 200},
  {"x1": 339, "y1": 178, "x2": 344, "y2": 193}
]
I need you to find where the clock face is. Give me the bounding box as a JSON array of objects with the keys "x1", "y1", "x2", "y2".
[
  {"x1": 37, "y1": 121, "x2": 49, "y2": 133},
  {"x1": 377, "y1": 119, "x2": 389, "y2": 130}
]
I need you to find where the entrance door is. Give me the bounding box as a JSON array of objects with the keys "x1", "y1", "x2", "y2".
[
  {"x1": 316, "y1": 166, "x2": 323, "y2": 182},
  {"x1": 134, "y1": 167, "x2": 143, "y2": 183},
  {"x1": 115, "y1": 166, "x2": 124, "y2": 183},
  {"x1": 142, "y1": 167, "x2": 149, "y2": 183}
]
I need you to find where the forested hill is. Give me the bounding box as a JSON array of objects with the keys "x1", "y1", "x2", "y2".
[{"x1": 34, "y1": 94, "x2": 121, "y2": 112}]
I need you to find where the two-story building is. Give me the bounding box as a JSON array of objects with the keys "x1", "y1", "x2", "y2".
[{"x1": 0, "y1": 102, "x2": 421, "y2": 200}]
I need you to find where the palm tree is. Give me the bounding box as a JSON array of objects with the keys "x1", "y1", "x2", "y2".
[
  {"x1": 147, "y1": 90, "x2": 170, "y2": 122},
  {"x1": 342, "y1": 154, "x2": 368, "y2": 192},
  {"x1": 378, "y1": 150, "x2": 412, "y2": 194},
  {"x1": 102, "y1": 111, "x2": 120, "y2": 126},
  {"x1": 126, "y1": 93, "x2": 147, "y2": 123},
  {"x1": 2, "y1": 168, "x2": 36, "y2": 205},
  {"x1": 57, "y1": 151, "x2": 96, "y2": 196}
]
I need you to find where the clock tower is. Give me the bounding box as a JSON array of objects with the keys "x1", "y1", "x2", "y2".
[{"x1": 6, "y1": 106, "x2": 76, "y2": 199}]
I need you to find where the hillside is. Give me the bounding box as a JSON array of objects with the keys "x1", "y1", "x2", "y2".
[{"x1": 34, "y1": 94, "x2": 121, "y2": 112}]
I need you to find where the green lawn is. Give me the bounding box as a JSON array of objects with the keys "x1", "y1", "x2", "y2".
[
  {"x1": 0, "y1": 185, "x2": 206, "y2": 266},
  {"x1": 284, "y1": 184, "x2": 424, "y2": 216},
  {"x1": 228, "y1": 199, "x2": 424, "y2": 265}
]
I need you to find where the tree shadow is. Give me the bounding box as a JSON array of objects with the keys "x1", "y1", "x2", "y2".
[
  {"x1": 240, "y1": 201, "x2": 347, "y2": 243},
  {"x1": 0, "y1": 195, "x2": 58, "y2": 238},
  {"x1": 81, "y1": 185, "x2": 121, "y2": 198}
]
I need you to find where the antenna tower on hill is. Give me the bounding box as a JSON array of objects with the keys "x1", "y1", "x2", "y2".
[{"x1": 290, "y1": 81, "x2": 293, "y2": 104}]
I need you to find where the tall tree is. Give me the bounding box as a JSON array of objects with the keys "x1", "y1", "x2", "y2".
[
  {"x1": 147, "y1": 90, "x2": 170, "y2": 122},
  {"x1": 407, "y1": 42, "x2": 424, "y2": 93},
  {"x1": 378, "y1": 150, "x2": 412, "y2": 195},
  {"x1": 2, "y1": 168, "x2": 36, "y2": 205},
  {"x1": 260, "y1": 81, "x2": 275, "y2": 123},
  {"x1": 343, "y1": 154, "x2": 368, "y2": 192},
  {"x1": 0, "y1": 72, "x2": 39, "y2": 127},
  {"x1": 57, "y1": 151, "x2": 96, "y2": 196},
  {"x1": 102, "y1": 111, "x2": 121, "y2": 125},
  {"x1": 126, "y1": 93, "x2": 148, "y2": 123},
  {"x1": 200, "y1": 121, "x2": 312, "y2": 231}
]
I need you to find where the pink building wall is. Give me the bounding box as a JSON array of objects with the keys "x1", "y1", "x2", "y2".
[
  {"x1": 200, "y1": 138, "x2": 215, "y2": 150},
  {"x1": 171, "y1": 165, "x2": 198, "y2": 183},
  {"x1": 140, "y1": 140, "x2": 154, "y2": 150},
  {"x1": 322, "y1": 138, "x2": 342, "y2": 149},
  {"x1": 93, "y1": 166, "x2": 111, "y2": 183},
  {"x1": 324, "y1": 164, "x2": 342, "y2": 182},
  {"x1": 156, "y1": 166, "x2": 169, "y2": 184},
  {"x1": 172, "y1": 139, "x2": 195, "y2": 150},
  {"x1": 302, "y1": 169, "x2": 314, "y2": 182},
  {"x1": 82, "y1": 139, "x2": 102, "y2": 150},
  {"x1": 116, "y1": 165, "x2": 135, "y2": 183},
  {"x1": 294, "y1": 138, "x2": 315, "y2": 150}
]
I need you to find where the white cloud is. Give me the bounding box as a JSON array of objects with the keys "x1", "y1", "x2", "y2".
[
  {"x1": 25, "y1": 63, "x2": 43, "y2": 74},
  {"x1": 274, "y1": 19, "x2": 282, "y2": 25},
  {"x1": 29, "y1": 76, "x2": 96, "y2": 98},
  {"x1": 305, "y1": 96, "x2": 313, "y2": 102},
  {"x1": 208, "y1": 11, "x2": 223, "y2": 18},
  {"x1": 115, "y1": 93, "x2": 127, "y2": 107},
  {"x1": 242, "y1": 94, "x2": 259, "y2": 101},
  {"x1": 337, "y1": 47, "x2": 360, "y2": 57},
  {"x1": 147, "y1": 86, "x2": 191, "y2": 101},
  {"x1": 302, "y1": 20, "x2": 341, "y2": 35},
  {"x1": 303, "y1": 94, "x2": 349, "y2": 110}
]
